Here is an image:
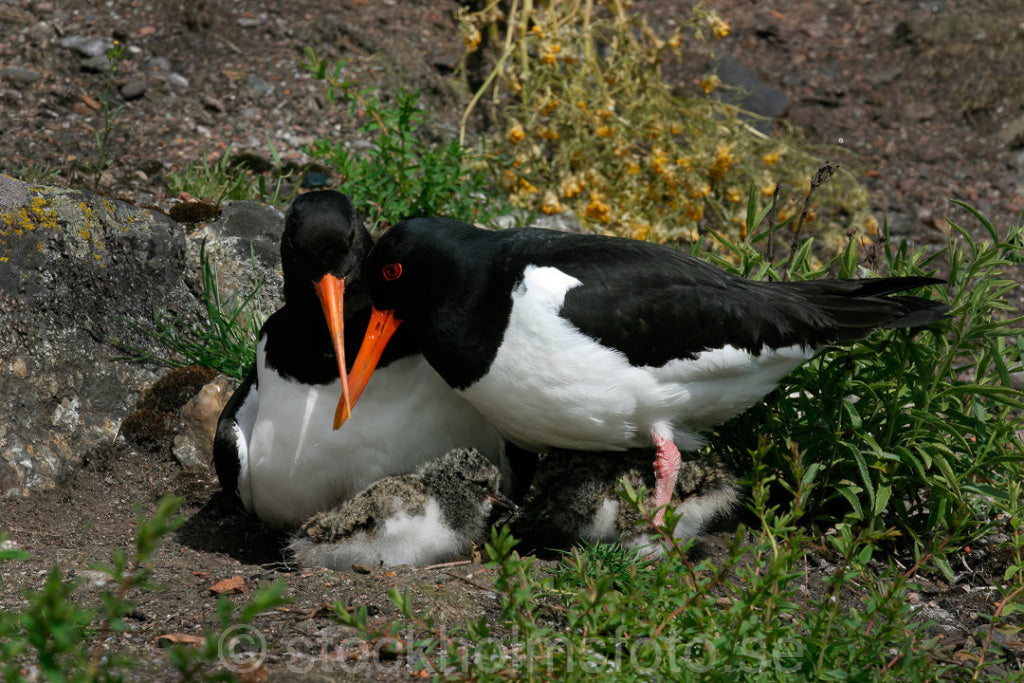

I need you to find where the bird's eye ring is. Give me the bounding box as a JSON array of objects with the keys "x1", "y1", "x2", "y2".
[{"x1": 383, "y1": 263, "x2": 403, "y2": 281}]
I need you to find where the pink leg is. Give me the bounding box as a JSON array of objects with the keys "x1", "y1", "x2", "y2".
[{"x1": 652, "y1": 429, "x2": 681, "y2": 527}]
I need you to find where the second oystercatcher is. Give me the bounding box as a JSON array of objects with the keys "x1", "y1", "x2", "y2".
[
  {"x1": 213, "y1": 194, "x2": 509, "y2": 528},
  {"x1": 336, "y1": 218, "x2": 947, "y2": 526}
]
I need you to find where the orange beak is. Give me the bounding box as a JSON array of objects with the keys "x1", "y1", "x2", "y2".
[
  {"x1": 314, "y1": 273, "x2": 352, "y2": 426},
  {"x1": 332, "y1": 306, "x2": 402, "y2": 429}
]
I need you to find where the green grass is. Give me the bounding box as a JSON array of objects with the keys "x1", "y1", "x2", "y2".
[
  {"x1": 118, "y1": 240, "x2": 264, "y2": 380},
  {"x1": 165, "y1": 140, "x2": 296, "y2": 207}
]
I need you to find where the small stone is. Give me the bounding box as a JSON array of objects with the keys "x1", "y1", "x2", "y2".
[
  {"x1": 80, "y1": 54, "x2": 110, "y2": 73},
  {"x1": 1010, "y1": 371, "x2": 1024, "y2": 392},
  {"x1": 10, "y1": 358, "x2": 28, "y2": 378},
  {"x1": 533, "y1": 210, "x2": 585, "y2": 234},
  {"x1": 904, "y1": 102, "x2": 936, "y2": 121},
  {"x1": 0, "y1": 67, "x2": 42, "y2": 85},
  {"x1": 238, "y1": 14, "x2": 267, "y2": 28},
  {"x1": 997, "y1": 115, "x2": 1024, "y2": 148},
  {"x1": 145, "y1": 55, "x2": 172, "y2": 72},
  {"x1": 120, "y1": 80, "x2": 147, "y2": 100},
  {"x1": 59, "y1": 35, "x2": 114, "y2": 58},
  {"x1": 201, "y1": 94, "x2": 225, "y2": 112},
  {"x1": 166, "y1": 72, "x2": 190, "y2": 88},
  {"x1": 245, "y1": 74, "x2": 274, "y2": 96}
]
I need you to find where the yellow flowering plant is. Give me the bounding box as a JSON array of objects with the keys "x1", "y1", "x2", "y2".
[{"x1": 458, "y1": 0, "x2": 872, "y2": 252}]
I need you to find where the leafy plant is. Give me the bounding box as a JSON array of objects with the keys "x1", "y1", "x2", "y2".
[
  {"x1": 119, "y1": 240, "x2": 265, "y2": 380},
  {"x1": 302, "y1": 48, "x2": 520, "y2": 231},
  {"x1": 704, "y1": 198, "x2": 1024, "y2": 569},
  {"x1": 92, "y1": 40, "x2": 126, "y2": 188},
  {"x1": 10, "y1": 162, "x2": 61, "y2": 185},
  {"x1": 166, "y1": 139, "x2": 297, "y2": 207}
]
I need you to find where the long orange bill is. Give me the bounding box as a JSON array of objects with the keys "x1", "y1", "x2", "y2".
[
  {"x1": 333, "y1": 307, "x2": 402, "y2": 429},
  {"x1": 314, "y1": 273, "x2": 352, "y2": 425}
]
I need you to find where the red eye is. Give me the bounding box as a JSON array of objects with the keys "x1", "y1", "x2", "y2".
[{"x1": 382, "y1": 263, "x2": 402, "y2": 281}]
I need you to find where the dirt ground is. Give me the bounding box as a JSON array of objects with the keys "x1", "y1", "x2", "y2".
[{"x1": 2, "y1": 0, "x2": 1023, "y2": 679}]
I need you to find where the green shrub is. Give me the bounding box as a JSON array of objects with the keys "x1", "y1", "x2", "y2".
[
  {"x1": 705, "y1": 200, "x2": 1024, "y2": 572},
  {"x1": 302, "y1": 48, "x2": 520, "y2": 231}
]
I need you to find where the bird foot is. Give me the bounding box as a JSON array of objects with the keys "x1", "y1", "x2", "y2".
[{"x1": 651, "y1": 429, "x2": 681, "y2": 527}]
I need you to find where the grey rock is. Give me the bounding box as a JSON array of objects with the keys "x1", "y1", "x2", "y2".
[
  {"x1": 0, "y1": 67, "x2": 43, "y2": 85},
  {"x1": 120, "y1": 80, "x2": 147, "y2": 100},
  {"x1": 145, "y1": 56, "x2": 172, "y2": 72},
  {"x1": 80, "y1": 54, "x2": 111, "y2": 74},
  {"x1": 205, "y1": 200, "x2": 285, "y2": 267},
  {"x1": 165, "y1": 72, "x2": 190, "y2": 88},
  {"x1": 0, "y1": 175, "x2": 202, "y2": 495},
  {"x1": 59, "y1": 35, "x2": 114, "y2": 58},
  {"x1": 713, "y1": 54, "x2": 788, "y2": 134},
  {"x1": 245, "y1": 74, "x2": 274, "y2": 97},
  {"x1": 185, "y1": 200, "x2": 286, "y2": 331}
]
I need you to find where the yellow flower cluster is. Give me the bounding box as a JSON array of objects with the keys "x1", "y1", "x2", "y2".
[
  {"x1": 507, "y1": 121, "x2": 526, "y2": 144},
  {"x1": 584, "y1": 191, "x2": 611, "y2": 221},
  {"x1": 699, "y1": 74, "x2": 722, "y2": 94},
  {"x1": 560, "y1": 174, "x2": 585, "y2": 199},
  {"x1": 541, "y1": 42, "x2": 561, "y2": 65},
  {"x1": 708, "y1": 13, "x2": 730, "y2": 39},
  {"x1": 463, "y1": 0, "x2": 872, "y2": 246},
  {"x1": 709, "y1": 143, "x2": 734, "y2": 179}
]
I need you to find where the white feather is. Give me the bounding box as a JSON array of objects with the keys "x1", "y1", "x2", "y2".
[
  {"x1": 288, "y1": 498, "x2": 473, "y2": 569},
  {"x1": 239, "y1": 338, "x2": 507, "y2": 528},
  {"x1": 460, "y1": 265, "x2": 814, "y2": 452}
]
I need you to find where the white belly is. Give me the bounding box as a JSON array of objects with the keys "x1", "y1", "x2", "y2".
[
  {"x1": 241, "y1": 341, "x2": 506, "y2": 528},
  {"x1": 459, "y1": 266, "x2": 814, "y2": 452}
]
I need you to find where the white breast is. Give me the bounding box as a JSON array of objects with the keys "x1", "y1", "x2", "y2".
[
  {"x1": 288, "y1": 497, "x2": 471, "y2": 569},
  {"x1": 459, "y1": 265, "x2": 814, "y2": 452},
  {"x1": 240, "y1": 338, "x2": 506, "y2": 528}
]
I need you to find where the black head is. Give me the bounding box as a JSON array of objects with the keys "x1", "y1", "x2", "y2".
[
  {"x1": 281, "y1": 190, "x2": 372, "y2": 306},
  {"x1": 362, "y1": 217, "x2": 485, "y2": 323}
]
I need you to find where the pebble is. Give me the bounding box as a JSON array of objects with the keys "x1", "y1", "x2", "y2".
[
  {"x1": 80, "y1": 54, "x2": 110, "y2": 73},
  {"x1": 246, "y1": 74, "x2": 274, "y2": 96},
  {"x1": 59, "y1": 35, "x2": 114, "y2": 58},
  {"x1": 166, "y1": 72, "x2": 190, "y2": 88},
  {"x1": 145, "y1": 56, "x2": 172, "y2": 72},
  {"x1": 120, "y1": 80, "x2": 147, "y2": 100},
  {"x1": 0, "y1": 67, "x2": 42, "y2": 85},
  {"x1": 904, "y1": 102, "x2": 937, "y2": 122}
]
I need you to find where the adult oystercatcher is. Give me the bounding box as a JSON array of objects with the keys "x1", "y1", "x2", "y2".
[
  {"x1": 213, "y1": 193, "x2": 508, "y2": 528},
  {"x1": 336, "y1": 218, "x2": 947, "y2": 526},
  {"x1": 289, "y1": 448, "x2": 512, "y2": 568}
]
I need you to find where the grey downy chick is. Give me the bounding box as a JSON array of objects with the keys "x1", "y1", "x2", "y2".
[
  {"x1": 510, "y1": 448, "x2": 737, "y2": 555},
  {"x1": 289, "y1": 448, "x2": 511, "y2": 569}
]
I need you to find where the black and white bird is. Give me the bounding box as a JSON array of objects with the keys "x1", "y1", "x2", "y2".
[
  {"x1": 510, "y1": 449, "x2": 737, "y2": 554},
  {"x1": 289, "y1": 448, "x2": 511, "y2": 569},
  {"x1": 213, "y1": 193, "x2": 509, "y2": 528},
  {"x1": 333, "y1": 217, "x2": 947, "y2": 527}
]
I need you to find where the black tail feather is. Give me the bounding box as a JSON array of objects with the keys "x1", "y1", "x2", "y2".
[{"x1": 779, "y1": 276, "x2": 949, "y2": 344}]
